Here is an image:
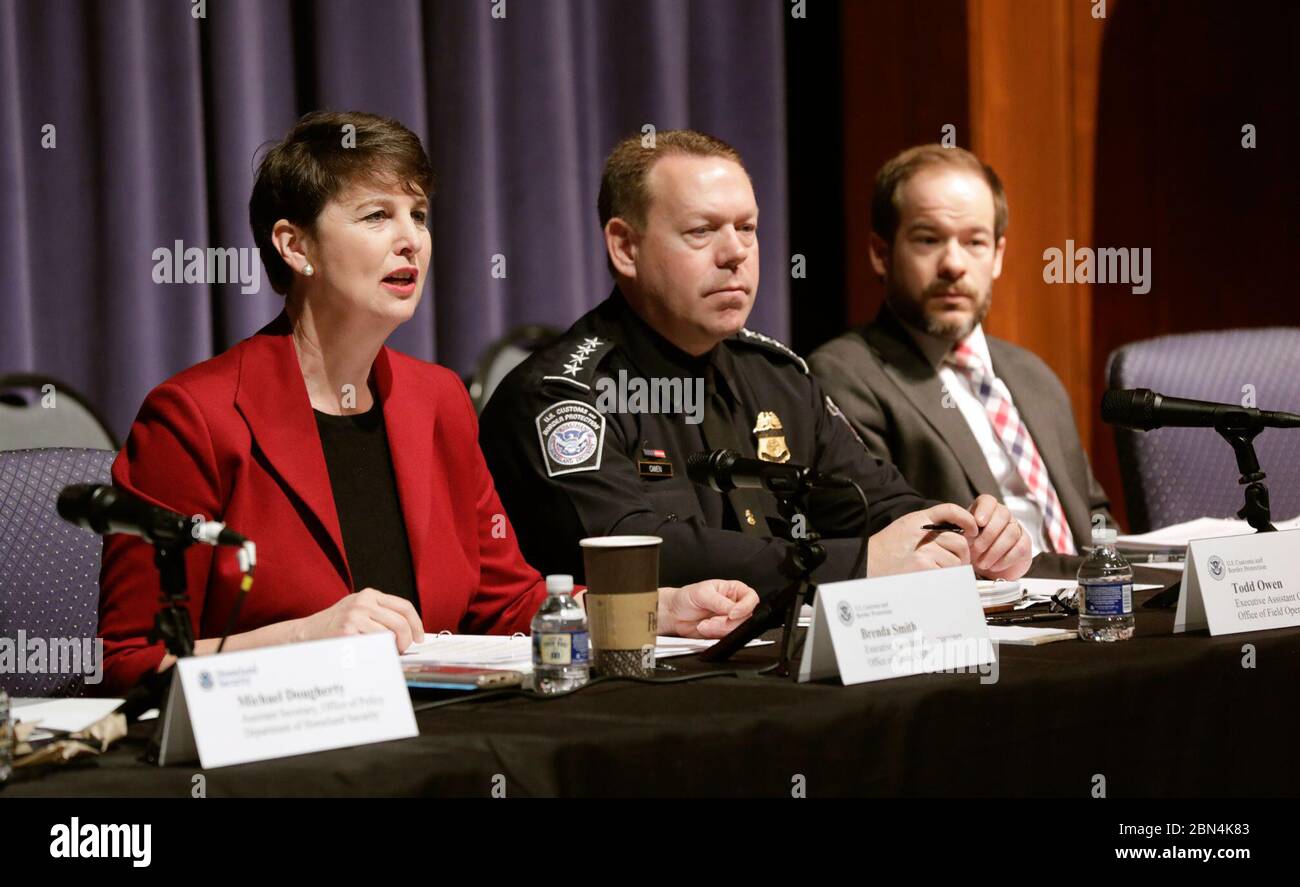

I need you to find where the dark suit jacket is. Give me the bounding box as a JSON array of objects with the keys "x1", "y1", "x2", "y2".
[
  {"x1": 97, "y1": 313, "x2": 547, "y2": 696},
  {"x1": 808, "y1": 308, "x2": 1112, "y2": 548}
]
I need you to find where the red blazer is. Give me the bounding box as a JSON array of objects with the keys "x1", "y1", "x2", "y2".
[{"x1": 97, "y1": 313, "x2": 548, "y2": 696}]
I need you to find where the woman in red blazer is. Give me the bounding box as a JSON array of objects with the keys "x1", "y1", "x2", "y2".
[{"x1": 96, "y1": 111, "x2": 757, "y2": 697}]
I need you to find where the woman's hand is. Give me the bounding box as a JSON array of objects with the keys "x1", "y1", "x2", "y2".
[
  {"x1": 292, "y1": 588, "x2": 426, "y2": 653},
  {"x1": 657, "y1": 579, "x2": 760, "y2": 639}
]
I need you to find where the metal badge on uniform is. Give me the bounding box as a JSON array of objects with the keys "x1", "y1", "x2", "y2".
[
  {"x1": 753, "y1": 411, "x2": 791, "y2": 463},
  {"x1": 637, "y1": 447, "x2": 673, "y2": 479},
  {"x1": 536, "y1": 399, "x2": 606, "y2": 477}
]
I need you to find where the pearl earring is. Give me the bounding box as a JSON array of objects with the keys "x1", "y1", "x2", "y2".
[{"x1": 302, "y1": 263, "x2": 314, "y2": 276}]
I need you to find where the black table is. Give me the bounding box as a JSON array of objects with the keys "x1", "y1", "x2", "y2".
[{"x1": 8, "y1": 558, "x2": 1300, "y2": 798}]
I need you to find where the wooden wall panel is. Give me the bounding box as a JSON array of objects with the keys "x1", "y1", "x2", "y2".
[
  {"x1": 840, "y1": 0, "x2": 970, "y2": 328},
  {"x1": 966, "y1": 0, "x2": 1102, "y2": 470}
]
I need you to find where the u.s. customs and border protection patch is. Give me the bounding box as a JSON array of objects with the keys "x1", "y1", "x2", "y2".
[
  {"x1": 825, "y1": 394, "x2": 869, "y2": 451},
  {"x1": 536, "y1": 399, "x2": 606, "y2": 477},
  {"x1": 753, "y1": 410, "x2": 791, "y2": 463}
]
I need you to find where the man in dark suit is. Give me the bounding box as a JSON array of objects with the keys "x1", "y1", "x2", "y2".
[{"x1": 809, "y1": 145, "x2": 1112, "y2": 555}]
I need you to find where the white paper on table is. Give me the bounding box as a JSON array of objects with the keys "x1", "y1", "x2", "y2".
[
  {"x1": 10, "y1": 697, "x2": 124, "y2": 733},
  {"x1": 805, "y1": 578, "x2": 1163, "y2": 619},
  {"x1": 654, "y1": 637, "x2": 772, "y2": 658},
  {"x1": 1117, "y1": 514, "x2": 1300, "y2": 551},
  {"x1": 986, "y1": 625, "x2": 1076, "y2": 646},
  {"x1": 1142, "y1": 561, "x2": 1188, "y2": 572},
  {"x1": 1017, "y1": 577, "x2": 1161, "y2": 600},
  {"x1": 401, "y1": 633, "x2": 770, "y2": 674}
]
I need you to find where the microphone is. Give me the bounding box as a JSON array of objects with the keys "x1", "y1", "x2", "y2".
[
  {"x1": 1101, "y1": 388, "x2": 1300, "y2": 432},
  {"x1": 686, "y1": 448, "x2": 854, "y2": 496},
  {"x1": 57, "y1": 484, "x2": 247, "y2": 548}
]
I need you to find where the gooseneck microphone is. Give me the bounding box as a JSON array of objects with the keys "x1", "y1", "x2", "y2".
[
  {"x1": 685, "y1": 448, "x2": 854, "y2": 496},
  {"x1": 57, "y1": 483, "x2": 247, "y2": 548},
  {"x1": 1101, "y1": 388, "x2": 1300, "y2": 433}
]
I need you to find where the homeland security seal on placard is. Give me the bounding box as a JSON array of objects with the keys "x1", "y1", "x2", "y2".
[{"x1": 536, "y1": 399, "x2": 606, "y2": 477}]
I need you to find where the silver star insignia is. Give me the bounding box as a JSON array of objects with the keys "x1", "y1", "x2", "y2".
[{"x1": 562, "y1": 361, "x2": 582, "y2": 376}]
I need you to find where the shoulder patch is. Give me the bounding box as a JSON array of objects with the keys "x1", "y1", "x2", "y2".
[
  {"x1": 539, "y1": 336, "x2": 616, "y2": 391},
  {"x1": 536, "y1": 399, "x2": 606, "y2": 477},
  {"x1": 735, "y1": 328, "x2": 809, "y2": 374},
  {"x1": 825, "y1": 394, "x2": 868, "y2": 451}
]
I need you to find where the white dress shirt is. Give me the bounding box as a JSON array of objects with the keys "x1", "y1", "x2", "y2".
[{"x1": 900, "y1": 320, "x2": 1052, "y2": 556}]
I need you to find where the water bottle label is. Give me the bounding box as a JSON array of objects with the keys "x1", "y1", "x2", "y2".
[
  {"x1": 534, "y1": 631, "x2": 590, "y2": 666},
  {"x1": 1080, "y1": 582, "x2": 1133, "y2": 617}
]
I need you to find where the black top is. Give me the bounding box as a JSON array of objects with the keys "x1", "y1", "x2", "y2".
[
  {"x1": 478, "y1": 289, "x2": 934, "y2": 595},
  {"x1": 314, "y1": 399, "x2": 420, "y2": 614}
]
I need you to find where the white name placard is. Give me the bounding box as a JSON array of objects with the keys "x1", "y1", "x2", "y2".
[
  {"x1": 1175, "y1": 527, "x2": 1300, "y2": 636},
  {"x1": 158, "y1": 633, "x2": 417, "y2": 768},
  {"x1": 799, "y1": 565, "x2": 994, "y2": 684}
]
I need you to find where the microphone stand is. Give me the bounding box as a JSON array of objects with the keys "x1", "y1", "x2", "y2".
[
  {"x1": 699, "y1": 475, "x2": 825, "y2": 679},
  {"x1": 139, "y1": 537, "x2": 196, "y2": 764},
  {"x1": 1215, "y1": 420, "x2": 1276, "y2": 532},
  {"x1": 150, "y1": 540, "x2": 196, "y2": 657},
  {"x1": 768, "y1": 492, "x2": 825, "y2": 678}
]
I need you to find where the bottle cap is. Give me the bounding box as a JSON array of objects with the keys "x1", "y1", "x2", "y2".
[
  {"x1": 545, "y1": 574, "x2": 574, "y2": 595},
  {"x1": 1091, "y1": 527, "x2": 1118, "y2": 544}
]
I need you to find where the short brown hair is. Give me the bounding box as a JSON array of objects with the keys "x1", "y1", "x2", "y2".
[
  {"x1": 871, "y1": 144, "x2": 1008, "y2": 244},
  {"x1": 597, "y1": 129, "x2": 746, "y2": 232},
  {"x1": 249, "y1": 110, "x2": 435, "y2": 295}
]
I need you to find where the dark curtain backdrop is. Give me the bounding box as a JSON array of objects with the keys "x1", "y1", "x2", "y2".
[{"x1": 0, "y1": 0, "x2": 790, "y2": 440}]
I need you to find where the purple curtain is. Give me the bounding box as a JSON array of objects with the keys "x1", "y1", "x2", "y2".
[{"x1": 0, "y1": 0, "x2": 789, "y2": 439}]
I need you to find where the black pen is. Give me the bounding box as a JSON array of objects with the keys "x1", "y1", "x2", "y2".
[
  {"x1": 986, "y1": 613, "x2": 1068, "y2": 625},
  {"x1": 922, "y1": 522, "x2": 966, "y2": 534}
]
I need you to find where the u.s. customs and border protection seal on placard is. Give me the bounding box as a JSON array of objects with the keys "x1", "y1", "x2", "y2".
[
  {"x1": 753, "y1": 410, "x2": 790, "y2": 463},
  {"x1": 536, "y1": 399, "x2": 606, "y2": 477},
  {"x1": 1208, "y1": 556, "x2": 1226, "y2": 581}
]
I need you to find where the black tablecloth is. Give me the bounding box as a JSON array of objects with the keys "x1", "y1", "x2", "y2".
[{"x1": 8, "y1": 557, "x2": 1300, "y2": 797}]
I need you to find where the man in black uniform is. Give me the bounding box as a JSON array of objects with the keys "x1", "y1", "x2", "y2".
[{"x1": 479, "y1": 130, "x2": 1031, "y2": 596}]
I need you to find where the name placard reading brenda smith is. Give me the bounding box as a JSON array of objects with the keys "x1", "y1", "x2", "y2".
[{"x1": 799, "y1": 565, "x2": 993, "y2": 685}]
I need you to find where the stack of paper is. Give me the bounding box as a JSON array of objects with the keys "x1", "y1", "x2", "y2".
[
  {"x1": 987, "y1": 625, "x2": 1076, "y2": 646},
  {"x1": 1117, "y1": 514, "x2": 1300, "y2": 552},
  {"x1": 978, "y1": 579, "x2": 1023, "y2": 610}
]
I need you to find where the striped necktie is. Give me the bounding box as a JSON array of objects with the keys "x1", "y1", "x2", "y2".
[{"x1": 946, "y1": 340, "x2": 1077, "y2": 555}]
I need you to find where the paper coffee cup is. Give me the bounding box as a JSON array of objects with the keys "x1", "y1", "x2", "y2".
[{"x1": 579, "y1": 535, "x2": 661, "y2": 676}]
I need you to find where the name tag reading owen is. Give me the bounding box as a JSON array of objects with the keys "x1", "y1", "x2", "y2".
[{"x1": 1176, "y1": 527, "x2": 1300, "y2": 636}]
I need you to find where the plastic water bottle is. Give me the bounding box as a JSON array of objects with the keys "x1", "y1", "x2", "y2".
[
  {"x1": 531, "y1": 575, "x2": 590, "y2": 694},
  {"x1": 0, "y1": 687, "x2": 13, "y2": 784},
  {"x1": 1077, "y1": 527, "x2": 1135, "y2": 642}
]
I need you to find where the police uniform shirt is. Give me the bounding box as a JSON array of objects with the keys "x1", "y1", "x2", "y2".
[{"x1": 478, "y1": 290, "x2": 934, "y2": 596}]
